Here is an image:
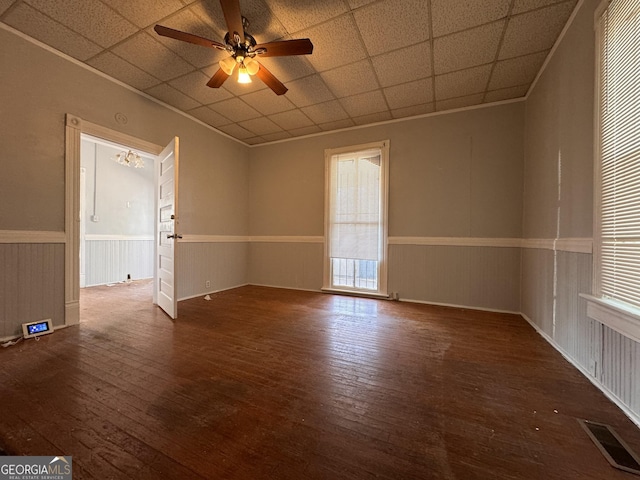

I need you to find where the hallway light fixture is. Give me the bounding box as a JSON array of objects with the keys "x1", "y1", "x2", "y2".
[{"x1": 114, "y1": 150, "x2": 144, "y2": 168}]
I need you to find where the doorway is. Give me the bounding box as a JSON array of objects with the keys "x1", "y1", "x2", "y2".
[{"x1": 80, "y1": 134, "x2": 156, "y2": 291}]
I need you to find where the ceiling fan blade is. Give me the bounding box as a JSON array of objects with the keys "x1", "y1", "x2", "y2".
[
  {"x1": 254, "y1": 39, "x2": 314, "y2": 57},
  {"x1": 206, "y1": 68, "x2": 230, "y2": 88},
  {"x1": 154, "y1": 25, "x2": 226, "y2": 50},
  {"x1": 220, "y1": 0, "x2": 245, "y2": 45},
  {"x1": 256, "y1": 63, "x2": 287, "y2": 95}
]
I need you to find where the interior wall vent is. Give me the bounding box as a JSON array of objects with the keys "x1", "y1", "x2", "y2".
[{"x1": 579, "y1": 419, "x2": 640, "y2": 475}]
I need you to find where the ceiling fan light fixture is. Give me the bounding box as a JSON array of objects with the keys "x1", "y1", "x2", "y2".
[
  {"x1": 219, "y1": 55, "x2": 237, "y2": 75},
  {"x1": 237, "y1": 65, "x2": 252, "y2": 83},
  {"x1": 244, "y1": 56, "x2": 259, "y2": 75}
]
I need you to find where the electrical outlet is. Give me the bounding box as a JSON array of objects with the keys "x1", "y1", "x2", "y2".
[{"x1": 205, "y1": 280, "x2": 211, "y2": 288}]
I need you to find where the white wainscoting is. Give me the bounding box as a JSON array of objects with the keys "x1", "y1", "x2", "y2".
[
  {"x1": 0, "y1": 243, "x2": 65, "y2": 340},
  {"x1": 83, "y1": 235, "x2": 154, "y2": 287}
]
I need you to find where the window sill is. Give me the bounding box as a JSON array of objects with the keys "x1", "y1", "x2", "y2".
[
  {"x1": 581, "y1": 294, "x2": 640, "y2": 344},
  {"x1": 321, "y1": 288, "x2": 390, "y2": 300}
]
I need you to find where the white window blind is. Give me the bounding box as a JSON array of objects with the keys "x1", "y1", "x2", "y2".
[
  {"x1": 597, "y1": 0, "x2": 640, "y2": 309},
  {"x1": 329, "y1": 149, "x2": 382, "y2": 261}
]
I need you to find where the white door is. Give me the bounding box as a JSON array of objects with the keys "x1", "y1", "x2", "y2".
[{"x1": 156, "y1": 137, "x2": 179, "y2": 319}]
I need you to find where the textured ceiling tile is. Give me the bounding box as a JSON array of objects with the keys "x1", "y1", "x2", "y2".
[
  {"x1": 484, "y1": 84, "x2": 529, "y2": 103},
  {"x1": 301, "y1": 15, "x2": 368, "y2": 72},
  {"x1": 100, "y1": 0, "x2": 184, "y2": 29},
  {"x1": 391, "y1": 103, "x2": 435, "y2": 119},
  {"x1": 499, "y1": 1, "x2": 575, "y2": 59},
  {"x1": 353, "y1": 111, "x2": 392, "y2": 125},
  {"x1": 319, "y1": 118, "x2": 355, "y2": 131},
  {"x1": 88, "y1": 52, "x2": 161, "y2": 90},
  {"x1": 239, "y1": 88, "x2": 296, "y2": 115},
  {"x1": 512, "y1": 0, "x2": 576, "y2": 15},
  {"x1": 320, "y1": 60, "x2": 379, "y2": 98},
  {"x1": 3, "y1": 2, "x2": 102, "y2": 60},
  {"x1": 436, "y1": 93, "x2": 484, "y2": 111},
  {"x1": 347, "y1": 0, "x2": 377, "y2": 8},
  {"x1": 150, "y1": 9, "x2": 226, "y2": 69},
  {"x1": 289, "y1": 125, "x2": 322, "y2": 136},
  {"x1": 25, "y1": 0, "x2": 137, "y2": 48},
  {"x1": 489, "y1": 50, "x2": 548, "y2": 90},
  {"x1": 261, "y1": 131, "x2": 293, "y2": 142},
  {"x1": 217, "y1": 123, "x2": 254, "y2": 140},
  {"x1": 239, "y1": 116, "x2": 283, "y2": 136},
  {"x1": 257, "y1": 57, "x2": 316, "y2": 83},
  {"x1": 262, "y1": 0, "x2": 348, "y2": 33},
  {"x1": 186, "y1": 105, "x2": 232, "y2": 127},
  {"x1": 371, "y1": 42, "x2": 432, "y2": 88},
  {"x1": 435, "y1": 64, "x2": 492, "y2": 100},
  {"x1": 384, "y1": 78, "x2": 433, "y2": 110},
  {"x1": 354, "y1": 0, "x2": 429, "y2": 56},
  {"x1": 431, "y1": 0, "x2": 510, "y2": 37},
  {"x1": 269, "y1": 109, "x2": 315, "y2": 130},
  {"x1": 434, "y1": 21, "x2": 504, "y2": 75},
  {"x1": 0, "y1": 0, "x2": 15, "y2": 15},
  {"x1": 209, "y1": 97, "x2": 262, "y2": 122},
  {"x1": 169, "y1": 71, "x2": 233, "y2": 104},
  {"x1": 112, "y1": 33, "x2": 195, "y2": 81},
  {"x1": 301, "y1": 100, "x2": 349, "y2": 124},
  {"x1": 283, "y1": 75, "x2": 335, "y2": 108},
  {"x1": 245, "y1": 136, "x2": 266, "y2": 145},
  {"x1": 145, "y1": 83, "x2": 201, "y2": 110},
  {"x1": 180, "y1": 1, "x2": 227, "y2": 39},
  {"x1": 339, "y1": 90, "x2": 388, "y2": 117}
]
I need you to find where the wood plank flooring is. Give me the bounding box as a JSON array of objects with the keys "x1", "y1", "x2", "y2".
[{"x1": 1, "y1": 281, "x2": 639, "y2": 479}]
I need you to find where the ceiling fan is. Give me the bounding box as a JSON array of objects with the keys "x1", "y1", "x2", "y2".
[{"x1": 154, "y1": 0, "x2": 313, "y2": 95}]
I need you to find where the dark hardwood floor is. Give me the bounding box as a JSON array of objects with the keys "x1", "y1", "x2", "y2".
[{"x1": 1, "y1": 281, "x2": 639, "y2": 479}]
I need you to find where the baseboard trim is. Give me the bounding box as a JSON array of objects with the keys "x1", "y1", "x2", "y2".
[
  {"x1": 400, "y1": 297, "x2": 520, "y2": 315},
  {"x1": 177, "y1": 283, "x2": 250, "y2": 301}
]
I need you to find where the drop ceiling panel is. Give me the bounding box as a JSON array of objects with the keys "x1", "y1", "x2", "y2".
[
  {"x1": 484, "y1": 84, "x2": 528, "y2": 103},
  {"x1": 217, "y1": 123, "x2": 254, "y2": 139},
  {"x1": 88, "y1": 52, "x2": 162, "y2": 90},
  {"x1": 239, "y1": 88, "x2": 296, "y2": 115},
  {"x1": 112, "y1": 32, "x2": 195, "y2": 81},
  {"x1": 435, "y1": 64, "x2": 492, "y2": 101},
  {"x1": 353, "y1": 110, "x2": 392, "y2": 125},
  {"x1": 289, "y1": 125, "x2": 322, "y2": 136},
  {"x1": 283, "y1": 74, "x2": 335, "y2": 108},
  {"x1": 301, "y1": 15, "x2": 368, "y2": 72},
  {"x1": 339, "y1": 90, "x2": 388, "y2": 117},
  {"x1": 187, "y1": 105, "x2": 233, "y2": 127},
  {"x1": 256, "y1": 56, "x2": 316, "y2": 83},
  {"x1": 489, "y1": 51, "x2": 548, "y2": 90},
  {"x1": 209, "y1": 97, "x2": 262, "y2": 122},
  {"x1": 239, "y1": 116, "x2": 283, "y2": 135},
  {"x1": 262, "y1": 131, "x2": 292, "y2": 142},
  {"x1": 169, "y1": 70, "x2": 234, "y2": 104},
  {"x1": 499, "y1": 1, "x2": 575, "y2": 59},
  {"x1": 431, "y1": 0, "x2": 511, "y2": 37},
  {"x1": 145, "y1": 83, "x2": 200, "y2": 111},
  {"x1": 301, "y1": 100, "x2": 349, "y2": 124},
  {"x1": 436, "y1": 93, "x2": 484, "y2": 111},
  {"x1": 0, "y1": 0, "x2": 15, "y2": 15},
  {"x1": 353, "y1": 0, "x2": 429, "y2": 56},
  {"x1": 320, "y1": 60, "x2": 379, "y2": 98},
  {"x1": 433, "y1": 21, "x2": 504, "y2": 75},
  {"x1": 269, "y1": 109, "x2": 315, "y2": 130},
  {"x1": 24, "y1": 0, "x2": 138, "y2": 48},
  {"x1": 263, "y1": 0, "x2": 348, "y2": 33},
  {"x1": 3, "y1": 2, "x2": 102, "y2": 61},
  {"x1": 100, "y1": 0, "x2": 185, "y2": 29},
  {"x1": 384, "y1": 78, "x2": 433, "y2": 110},
  {"x1": 392, "y1": 103, "x2": 435, "y2": 119},
  {"x1": 371, "y1": 42, "x2": 432, "y2": 88},
  {"x1": 319, "y1": 118, "x2": 355, "y2": 131},
  {"x1": 512, "y1": 0, "x2": 575, "y2": 15}
]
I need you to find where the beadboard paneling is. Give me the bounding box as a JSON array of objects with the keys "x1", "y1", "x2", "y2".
[
  {"x1": 249, "y1": 242, "x2": 323, "y2": 292},
  {"x1": 601, "y1": 326, "x2": 640, "y2": 415},
  {"x1": 0, "y1": 243, "x2": 65, "y2": 339},
  {"x1": 177, "y1": 242, "x2": 249, "y2": 299},
  {"x1": 521, "y1": 248, "x2": 555, "y2": 335},
  {"x1": 388, "y1": 245, "x2": 521, "y2": 312},
  {"x1": 84, "y1": 239, "x2": 154, "y2": 286}
]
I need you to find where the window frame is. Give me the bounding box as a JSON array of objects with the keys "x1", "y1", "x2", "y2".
[
  {"x1": 322, "y1": 140, "x2": 390, "y2": 298},
  {"x1": 586, "y1": 0, "x2": 640, "y2": 343}
]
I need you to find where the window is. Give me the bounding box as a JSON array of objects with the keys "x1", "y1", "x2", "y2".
[
  {"x1": 588, "y1": 0, "x2": 640, "y2": 341},
  {"x1": 324, "y1": 141, "x2": 389, "y2": 296}
]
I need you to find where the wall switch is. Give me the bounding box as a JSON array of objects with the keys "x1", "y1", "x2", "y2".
[
  {"x1": 589, "y1": 359, "x2": 597, "y2": 376},
  {"x1": 91, "y1": 215, "x2": 99, "y2": 222},
  {"x1": 205, "y1": 280, "x2": 211, "y2": 288}
]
